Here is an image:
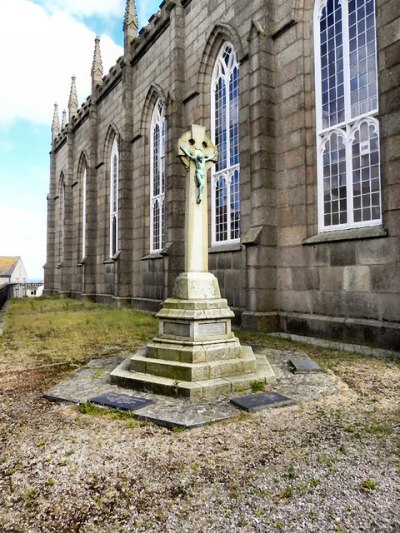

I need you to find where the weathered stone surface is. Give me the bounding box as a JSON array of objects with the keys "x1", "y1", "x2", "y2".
[
  {"x1": 45, "y1": 347, "x2": 340, "y2": 429},
  {"x1": 90, "y1": 392, "x2": 153, "y2": 411},
  {"x1": 172, "y1": 272, "x2": 221, "y2": 300},
  {"x1": 288, "y1": 358, "x2": 324, "y2": 374},
  {"x1": 110, "y1": 346, "x2": 277, "y2": 401},
  {"x1": 231, "y1": 392, "x2": 295, "y2": 412}
]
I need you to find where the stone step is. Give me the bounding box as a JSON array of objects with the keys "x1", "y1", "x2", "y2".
[
  {"x1": 110, "y1": 352, "x2": 277, "y2": 401},
  {"x1": 129, "y1": 348, "x2": 257, "y2": 381},
  {"x1": 146, "y1": 338, "x2": 242, "y2": 363}
]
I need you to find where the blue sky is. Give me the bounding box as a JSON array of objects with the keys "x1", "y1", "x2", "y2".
[{"x1": 0, "y1": 0, "x2": 160, "y2": 281}]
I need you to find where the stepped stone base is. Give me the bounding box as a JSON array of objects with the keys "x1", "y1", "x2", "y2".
[
  {"x1": 110, "y1": 272, "x2": 276, "y2": 400},
  {"x1": 110, "y1": 348, "x2": 276, "y2": 400}
]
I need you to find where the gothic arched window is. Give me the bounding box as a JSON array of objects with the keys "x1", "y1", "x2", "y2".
[
  {"x1": 81, "y1": 165, "x2": 87, "y2": 259},
  {"x1": 315, "y1": 0, "x2": 381, "y2": 230},
  {"x1": 110, "y1": 138, "x2": 119, "y2": 257},
  {"x1": 57, "y1": 173, "x2": 65, "y2": 263},
  {"x1": 211, "y1": 43, "x2": 240, "y2": 244},
  {"x1": 150, "y1": 99, "x2": 166, "y2": 252}
]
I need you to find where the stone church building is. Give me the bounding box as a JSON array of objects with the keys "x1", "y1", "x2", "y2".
[{"x1": 45, "y1": 0, "x2": 400, "y2": 350}]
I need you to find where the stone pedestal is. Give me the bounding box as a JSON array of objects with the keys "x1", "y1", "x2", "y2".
[{"x1": 111, "y1": 271, "x2": 275, "y2": 400}]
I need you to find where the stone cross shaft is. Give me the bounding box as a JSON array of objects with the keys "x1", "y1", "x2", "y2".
[{"x1": 178, "y1": 125, "x2": 218, "y2": 273}]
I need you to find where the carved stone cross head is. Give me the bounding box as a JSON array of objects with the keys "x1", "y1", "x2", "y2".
[{"x1": 178, "y1": 124, "x2": 218, "y2": 204}]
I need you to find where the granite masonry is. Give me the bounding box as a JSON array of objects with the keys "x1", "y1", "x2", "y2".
[{"x1": 45, "y1": 0, "x2": 400, "y2": 350}]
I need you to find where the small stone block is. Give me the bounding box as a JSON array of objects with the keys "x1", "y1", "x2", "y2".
[
  {"x1": 230, "y1": 392, "x2": 295, "y2": 412},
  {"x1": 89, "y1": 392, "x2": 153, "y2": 411},
  {"x1": 289, "y1": 358, "x2": 324, "y2": 373}
]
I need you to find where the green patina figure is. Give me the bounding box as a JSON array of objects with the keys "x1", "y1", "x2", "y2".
[{"x1": 179, "y1": 144, "x2": 217, "y2": 204}]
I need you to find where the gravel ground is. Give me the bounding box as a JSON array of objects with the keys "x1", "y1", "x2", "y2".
[{"x1": 0, "y1": 355, "x2": 399, "y2": 532}]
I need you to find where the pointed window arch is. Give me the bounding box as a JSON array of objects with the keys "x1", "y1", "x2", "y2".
[
  {"x1": 57, "y1": 173, "x2": 65, "y2": 263},
  {"x1": 211, "y1": 43, "x2": 240, "y2": 244},
  {"x1": 81, "y1": 165, "x2": 87, "y2": 259},
  {"x1": 314, "y1": 0, "x2": 381, "y2": 230},
  {"x1": 150, "y1": 99, "x2": 166, "y2": 252},
  {"x1": 110, "y1": 138, "x2": 119, "y2": 257}
]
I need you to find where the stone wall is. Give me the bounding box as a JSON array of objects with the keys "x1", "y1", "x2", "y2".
[
  {"x1": 45, "y1": 0, "x2": 400, "y2": 349},
  {"x1": 270, "y1": 0, "x2": 400, "y2": 348}
]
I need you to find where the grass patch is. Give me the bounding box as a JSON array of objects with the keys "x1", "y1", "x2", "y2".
[
  {"x1": 250, "y1": 380, "x2": 265, "y2": 392},
  {"x1": 360, "y1": 479, "x2": 378, "y2": 491},
  {"x1": 0, "y1": 297, "x2": 158, "y2": 371},
  {"x1": 280, "y1": 486, "x2": 294, "y2": 499},
  {"x1": 77, "y1": 401, "x2": 142, "y2": 427}
]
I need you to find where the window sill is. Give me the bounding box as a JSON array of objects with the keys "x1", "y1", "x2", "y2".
[
  {"x1": 141, "y1": 252, "x2": 164, "y2": 261},
  {"x1": 142, "y1": 242, "x2": 173, "y2": 260},
  {"x1": 103, "y1": 251, "x2": 120, "y2": 264},
  {"x1": 303, "y1": 225, "x2": 388, "y2": 245},
  {"x1": 209, "y1": 242, "x2": 242, "y2": 254}
]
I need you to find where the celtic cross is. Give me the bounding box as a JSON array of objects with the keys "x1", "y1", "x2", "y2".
[{"x1": 178, "y1": 125, "x2": 218, "y2": 272}]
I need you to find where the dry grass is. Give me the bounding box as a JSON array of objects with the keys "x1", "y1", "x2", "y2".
[{"x1": 0, "y1": 297, "x2": 158, "y2": 372}]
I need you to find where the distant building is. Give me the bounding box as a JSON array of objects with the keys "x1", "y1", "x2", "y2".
[
  {"x1": 26, "y1": 282, "x2": 44, "y2": 298},
  {"x1": 0, "y1": 257, "x2": 28, "y2": 298}
]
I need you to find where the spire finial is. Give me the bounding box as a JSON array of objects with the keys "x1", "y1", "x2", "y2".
[
  {"x1": 68, "y1": 75, "x2": 79, "y2": 121},
  {"x1": 51, "y1": 103, "x2": 60, "y2": 140},
  {"x1": 124, "y1": 0, "x2": 138, "y2": 47},
  {"x1": 91, "y1": 36, "x2": 104, "y2": 88}
]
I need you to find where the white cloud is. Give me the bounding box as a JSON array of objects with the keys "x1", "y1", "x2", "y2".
[
  {"x1": 31, "y1": 0, "x2": 125, "y2": 19},
  {"x1": 0, "y1": 0, "x2": 123, "y2": 128}
]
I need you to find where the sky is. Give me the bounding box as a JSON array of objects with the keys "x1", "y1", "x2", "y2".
[{"x1": 0, "y1": 0, "x2": 160, "y2": 281}]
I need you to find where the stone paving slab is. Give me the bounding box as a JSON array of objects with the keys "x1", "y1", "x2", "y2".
[
  {"x1": 288, "y1": 358, "x2": 324, "y2": 374},
  {"x1": 90, "y1": 392, "x2": 154, "y2": 411},
  {"x1": 44, "y1": 348, "x2": 339, "y2": 429},
  {"x1": 231, "y1": 392, "x2": 295, "y2": 412}
]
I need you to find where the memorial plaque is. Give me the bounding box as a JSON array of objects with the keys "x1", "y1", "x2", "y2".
[
  {"x1": 230, "y1": 392, "x2": 295, "y2": 412},
  {"x1": 164, "y1": 321, "x2": 191, "y2": 337},
  {"x1": 90, "y1": 392, "x2": 153, "y2": 411},
  {"x1": 289, "y1": 358, "x2": 324, "y2": 374},
  {"x1": 198, "y1": 322, "x2": 226, "y2": 336}
]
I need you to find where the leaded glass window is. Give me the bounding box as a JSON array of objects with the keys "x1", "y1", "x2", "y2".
[
  {"x1": 110, "y1": 138, "x2": 119, "y2": 257},
  {"x1": 315, "y1": 0, "x2": 381, "y2": 231},
  {"x1": 81, "y1": 166, "x2": 87, "y2": 259},
  {"x1": 150, "y1": 99, "x2": 166, "y2": 252},
  {"x1": 57, "y1": 174, "x2": 65, "y2": 263},
  {"x1": 211, "y1": 43, "x2": 240, "y2": 244}
]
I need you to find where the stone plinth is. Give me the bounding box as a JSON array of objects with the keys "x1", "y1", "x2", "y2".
[{"x1": 110, "y1": 273, "x2": 276, "y2": 400}]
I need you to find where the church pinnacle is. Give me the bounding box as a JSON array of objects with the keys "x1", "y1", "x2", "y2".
[
  {"x1": 61, "y1": 109, "x2": 67, "y2": 130},
  {"x1": 68, "y1": 75, "x2": 79, "y2": 121},
  {"x1": 91, "y1": 36, "x2": 104, "y2": 88},
  {"x1": 51, "y1": 103, "x2": 60, "y2": 140},
  {"x1": 124, "y1": 0, "x2": 138, "y2": 48}
]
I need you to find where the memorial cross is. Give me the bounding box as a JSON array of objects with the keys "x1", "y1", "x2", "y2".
[{"x1": 178, "y1": 125, "x2": 218, "y2": 273}]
